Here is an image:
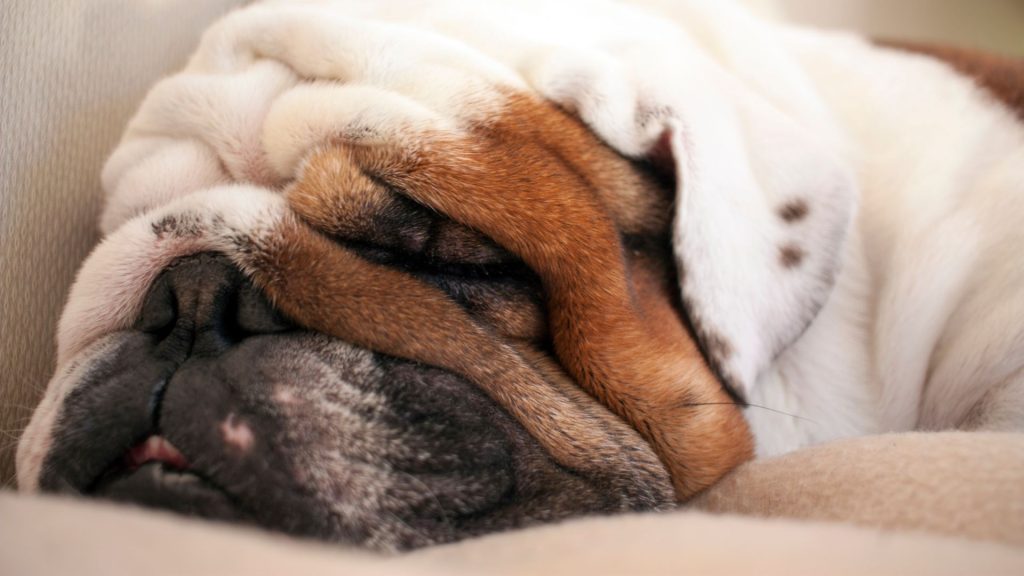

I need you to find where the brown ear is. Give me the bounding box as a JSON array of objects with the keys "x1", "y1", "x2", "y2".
[{"x1": 284, "y1": 91, "x2": 753, "y2": 500}]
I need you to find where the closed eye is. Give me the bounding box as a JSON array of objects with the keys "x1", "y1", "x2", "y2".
[
  {"x1": 337, "y1": 234, "x2": 548, "y2": 343},
  {"x1": 292, "y1": 171, "x2": 547, "y2": 339},
  {"x1": 343, "y1": 238, "x2": 533, "y2": 282}
]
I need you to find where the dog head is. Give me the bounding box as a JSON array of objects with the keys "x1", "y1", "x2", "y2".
[{"x1": 16, "y1": 0, "x2": 856, "y2": 550}]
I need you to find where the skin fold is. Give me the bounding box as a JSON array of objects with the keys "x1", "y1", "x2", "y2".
[{"x1": 274, "y1": 92, "x2": 753, "y2": 501}]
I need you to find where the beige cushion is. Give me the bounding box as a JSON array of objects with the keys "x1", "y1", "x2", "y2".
[
  {"x1": 2, "y1": 432, "x2": 1022, "y2": 574},
  {"x1": 1, "y1": 488, "x2": 1021, "y2": 576},
  {"x1": 696, "y1": 431, "x2": 1024, "y2": 546}
]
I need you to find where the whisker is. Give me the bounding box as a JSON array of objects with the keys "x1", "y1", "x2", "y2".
[
  {"x1": 679, "y1": 402, "x2": 817, "y2": 424},
  {"x1": 0, "y1": 436, "x2": 26, "y2": 452},
  {"x1": 395, "y1": 469, "x2": 452, "y2": 527},
  {"x1": 0, "y1": 403, "x2": 42, "y2": 412},
  {"x1": 382, "y1": 509, "x2": 428, "y2": 550}
]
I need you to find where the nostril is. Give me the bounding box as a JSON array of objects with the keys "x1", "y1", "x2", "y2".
[
  {"x1": 137, "y1": 253, "x2": 292, "y2": 359},
  {"x1": 137, "y1": 274, "x2": 177, "y2": 338}
]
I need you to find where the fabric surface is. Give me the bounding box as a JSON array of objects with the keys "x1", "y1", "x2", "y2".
[
  {"x1": 0, "y1": 0, "x2": 249, "y2": 486},
  {"x1": 2, "y1": 488, "x2": 1022, "y2": 576},
  {"x1": 694, "y1": 431, "x2": 1024, "y2": 546},
  {"x1": 4, "y1": 432, "x2": 1023, "y2": 575}
]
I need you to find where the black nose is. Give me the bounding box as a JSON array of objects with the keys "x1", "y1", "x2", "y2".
[{"x1": 137, "y1": 253, "x2": 292, "y2": 359}]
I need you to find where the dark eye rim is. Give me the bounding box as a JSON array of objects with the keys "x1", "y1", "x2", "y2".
[{"x1": 341, "y1": 238, "x2": 536, "y2": 282}]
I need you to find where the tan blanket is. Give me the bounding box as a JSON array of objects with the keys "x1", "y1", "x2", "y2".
[
  {"x1": 3, "y1": 431, "x2": 1023, "y2": 575},
  {"x1": 696, "y1": 431, "x2": 1024, "y2": 546}
]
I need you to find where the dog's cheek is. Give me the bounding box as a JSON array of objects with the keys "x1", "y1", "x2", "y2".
[
  {"x1": 17, "y1": 332, "x2": 151, "y2": 492},
  {"x1": 261, "y1": 346, "x2": 518, "y2": 550}
]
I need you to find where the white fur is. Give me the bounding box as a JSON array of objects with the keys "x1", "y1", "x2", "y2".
[
  {"x1": 780, "y1": 28, "x2": 1024, "y2": 436},
  {"x1": 18, "y1": 0, "x2": 1024, "y2": 489}
]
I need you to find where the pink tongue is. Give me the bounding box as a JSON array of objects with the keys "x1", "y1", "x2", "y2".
[{"x1": 126, "y1": 436, "x2": 189, "y2": 470}]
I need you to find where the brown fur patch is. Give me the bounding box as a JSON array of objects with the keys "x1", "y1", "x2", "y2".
[
  {"x1": 778, "y1": 199, "x2": 809, "y2": 224},
  {"x1": 250, "y1": 210, "x2": 673, "y2": 500},
  {"x1": 878, "y1": 40, "x2": 1024, "y2": 121},
  {"x1": 276, "y1": 90, "x2": 753, "y2": 500},
  {"x1": 779, "y1": 244, "x2": 805, "y2": 269}
]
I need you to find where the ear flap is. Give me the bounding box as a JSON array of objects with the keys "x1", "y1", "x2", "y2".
[
  {"x1": 496, "y1": 0, "x2": 858, "y2": 398},
  {"x1": 663, "y1": 78, "x2": 856, "y2": 398}
]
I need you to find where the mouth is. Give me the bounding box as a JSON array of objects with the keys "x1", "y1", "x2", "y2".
[
  {"x1": 125, "y1": 435, "x2": 190, "y2": 472},
  {"x1": 90, "y1": 435, "x2": 244, "y2": 522},
  {"x1": 92, "y1": 435, "x2": 191, "y2": 489}
]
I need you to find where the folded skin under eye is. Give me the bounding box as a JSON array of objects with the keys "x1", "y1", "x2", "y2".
[
  {"x1": 285, "y1": 163, "x2": 552, "y2": 342},
  {"x1": 346, "y1": 236, "x2": 549, "y2": 344},
  {"x1": 280, "y1": 92, "x2": 753, "y2": 501}
]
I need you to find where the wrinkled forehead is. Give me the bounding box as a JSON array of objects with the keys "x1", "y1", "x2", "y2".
[
  {"x1": 102, "y1": 6, "x2": 516, "y2": 236},
  {"x1": 82, "y1": 0, "x2": 692, "y2": 361},
  {"x1": 84, "y1": 5, "x2": 519, "y2": 365},
  {"x1": 101, "y1": 0, "x2": 711, "y2": 231}
]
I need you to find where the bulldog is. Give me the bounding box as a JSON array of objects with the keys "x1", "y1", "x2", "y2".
[{"x1": 15, "y1": 0, "x2": 1024, "y2": 551}]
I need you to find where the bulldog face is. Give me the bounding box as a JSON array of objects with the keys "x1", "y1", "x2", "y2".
[
  {"x1": 17, "y1": 0, "x2": 858, "y2": 551},
  {"x1": 18, "y1": 90, "x2": 756, "y2": 549},
  {"x1": 38, "y1": 254, "x2": 603, "y2": 549},
  {"x1": 36, "y1": 256, "x2": 657, "y2": 549}
]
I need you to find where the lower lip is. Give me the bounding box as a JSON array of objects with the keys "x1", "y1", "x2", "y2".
[{"x1": 92, "y1": 461, "x2": 242, "y2": 523}]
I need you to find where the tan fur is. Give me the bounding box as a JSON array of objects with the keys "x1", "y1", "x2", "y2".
[
  {"x1": 247, "y1": 202, "x2": 673, "y2": 499},
  {"x1": 273, "y1": 91, "x2": 752, "y2": 499}
]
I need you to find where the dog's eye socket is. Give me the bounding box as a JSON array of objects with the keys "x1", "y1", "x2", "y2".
[
  {"x1": 343, "y1": 233, "x2": 547, "y2": 342},
  {"x1": 345, "y1": 239, "x2": 529, "y2": 281},
  {"x1": 327, "y1": 196, "x2": 523, "y2": 275},
  {"x1": 319, "y1": 205, "x2": 546, "y2": 340}
]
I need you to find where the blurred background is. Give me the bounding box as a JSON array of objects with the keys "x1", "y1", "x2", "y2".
[{"x1": 758, "y1": 0, "x2": 1024, "y2": 56}]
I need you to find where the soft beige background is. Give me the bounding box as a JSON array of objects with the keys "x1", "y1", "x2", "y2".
[
  {"x1": 0, "y1": 0, "x2": 248, "y2": 484},
  {"x1": 776, "y1": 0, "x2": 1024, "y2": 56},
  {"x1": 1, "y1": 1, "x2": 1022, "y2": 486}
]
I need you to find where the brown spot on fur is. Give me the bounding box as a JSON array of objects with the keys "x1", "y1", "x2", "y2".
[
  {"x1": 877, "y1": 40, "x2": 1024, "y2": 121},
  {"x1": 779, "y1": 244, "x2": 805, "y2": 269},
  {"x1": 278, "y1": 89, "x2": 753, "y2": 500},
  {"x1": 777, "y1": 199, "x2": 809, "y2": 223}
]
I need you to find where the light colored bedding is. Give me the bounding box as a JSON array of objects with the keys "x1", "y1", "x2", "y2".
[
  {"x1": 3, "y1": 432, "x2": 1022, "y2": 574},
  {"x1": 696, "y1": 431, "x2": 1024, "y2": 546},
  {"x1": 1, "y1": 495, "x2": 1021, "y2": 576}
]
